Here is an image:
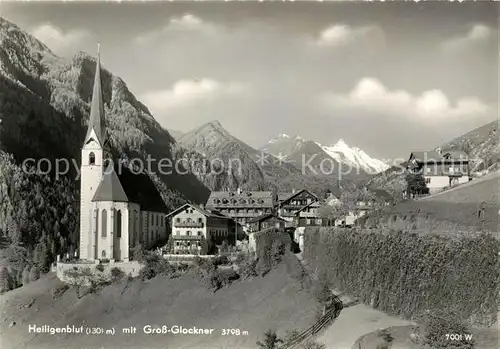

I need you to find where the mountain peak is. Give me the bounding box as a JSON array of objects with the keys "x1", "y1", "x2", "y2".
[{"x1": 334, "y1": 138, "x2": 348, "y2": 148}]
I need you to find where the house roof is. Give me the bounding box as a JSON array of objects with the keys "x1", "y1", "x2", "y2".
[
  {"x1": 166, "y1": 203, "x2": 230, "y2": 219},
  {"x1": 278, "y1": 189, "x2": 319, "y2": 205},
  {"x1": 409, "y1": 150, "x2": 469, "y2": 164},
  {"x1": 92, "y1": 163, "x2": 168, "y2": 213},
  {"x1": 206, "y1": 191, "x2": 275, "y2": 208},
  {"x1": 409, "y1": 151, "x2": 443, "y2": 163},
  {"x1": 247, "y1": 213, "x2": 287, "y2": 224}
]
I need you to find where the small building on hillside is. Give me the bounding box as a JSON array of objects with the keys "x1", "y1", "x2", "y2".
[
  {"x1": 247, "y1": 213, "x2": 287, "y2": 233},
  {"x1": 407, "y1": 150, "x2": 470, "y2": 194},
  {"x1": 276, "y1": 189, "x2": 319, "y2": 227},
  {"x1": 167, "y1": 203, "x2": 233, "y2": 254}
]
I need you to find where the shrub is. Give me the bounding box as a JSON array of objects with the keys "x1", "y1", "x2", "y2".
[
  {"x1": 52, "y1": 284, "x2": 69, "y2": 300},
  {"x1": 213, "y1": 255, "x2": 229, "y2": 266},
  {"x1": 238, "y1": 258, "x2": 258, "y2": 279},
  {"x1": 29, "y1": 265, "x2": 40, "y2": 282},
  {"x1": 416, "y1": 311, "x2": 475, "y2": 349},
  {"x1": 110, "y1": 267, "x2": 125, "y2": 282},
  {"x1": 139, "y1": 252, "x2": 172, "y2": 280},
  {"x1": 95, "y1": 264, "x2": 105, "y2": 272},
  {"x1": 256, "y1": 329, "x2": 283, "y2": 349}
]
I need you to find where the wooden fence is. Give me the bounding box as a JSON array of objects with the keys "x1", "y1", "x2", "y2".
[{"x1": 277, "y1": 294, "x2": 343, "y2": 349}]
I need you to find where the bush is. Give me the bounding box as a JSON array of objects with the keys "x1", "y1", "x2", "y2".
[
  {"x1": 256, "y1": 329, "x2": 283, "y2": 349},
  {"x1": 52, "y1": 284, "x2": 69, "y2": 300},
  {"x1": 110, "y1": 267, "x2": 125, "y2": 282},
  {"x1": 29, "y1": 265, "x2": 40, "y2": 282},
  {"x1": 238, "y1": 258, "x2": 258, "y2": 279},
  {"x1": 416, "y1": 311, "x2": 475, "y2": 349},
  {"x1": 304, "y1": 227, "x2": 500, "y2": 326},
  {"x1": 213, "y1": 255, "x2": 230, "y2": 266},
  {"x1": 139, "y1": 252, "x2": 172, "y2": 280},
  {"x1": 95, "y1": 264, "x2": 105, "y2": 272}
]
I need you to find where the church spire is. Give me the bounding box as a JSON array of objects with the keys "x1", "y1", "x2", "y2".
[{"x1": 84, "y1": 43, "x2": 106, "y2": 146}]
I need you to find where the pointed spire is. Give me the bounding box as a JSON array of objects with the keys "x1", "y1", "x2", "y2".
[{"x1": 84, "y1": 43, "x2": 106, "y2": 146}]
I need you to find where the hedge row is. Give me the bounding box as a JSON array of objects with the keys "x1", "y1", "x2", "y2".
[
  {"x1": 303, "y1": 227, "x2": 500, "y2": 326},
  {"x1": 254, "y1": 228, "x2": 292, "y2": 275}
]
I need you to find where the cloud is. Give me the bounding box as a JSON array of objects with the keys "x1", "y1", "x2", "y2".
[
  {"x1": 140, "y1": 78, "x2": 247, "y2": 115},
  {"x1": 320, "y1": 77, "x2": 490, "y2": 121},
  {"x1": 30, "y1": 24, "x2": 90, "y2": 54},
  {"x1": 134, "y1": 13, "x2": 217, "y2": 43},
  {"x1": 441, "y1": 24, "x2": 493, "y2": 52},
  {"x1": 314, "y1": 24, "x2": 384, "y2": 47}
]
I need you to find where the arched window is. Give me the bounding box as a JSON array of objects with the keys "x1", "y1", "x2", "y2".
[
  {"x1": 101, "y1": 209, "x2": 107, "y2": 237},
  {"x1": 102, "y1": 250, "x2": 106, "y2": 258},
  {"x1": 116, "y1": 210, "x2": 122, "y2": 238},
  {"x1": 89, "y1": 152, "x2": 96, "y2": 165}
]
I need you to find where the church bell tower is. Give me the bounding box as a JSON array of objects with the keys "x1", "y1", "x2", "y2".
[{"x1": 79, "y1": 44, "x2": 110, "y2": 260}]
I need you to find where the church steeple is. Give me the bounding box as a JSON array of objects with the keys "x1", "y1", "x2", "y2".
[{"x1": 84, "y1": 43, "x2": 107, "y2": 146}]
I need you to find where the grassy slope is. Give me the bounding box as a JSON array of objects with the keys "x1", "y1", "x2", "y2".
[{"x1": 1, "y1": 258, "x2": 319, "y2": 349}]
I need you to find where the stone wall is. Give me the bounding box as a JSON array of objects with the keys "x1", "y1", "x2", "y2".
[{"x1": 56, "y1": 260, "x2": 143, "y2": 286}]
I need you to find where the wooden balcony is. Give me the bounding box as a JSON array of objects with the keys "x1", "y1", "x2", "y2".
[
  {"x1": 174, "y1": 221, "x2": 204, "y2": 228},
  {"x1": 172, "y1": 235, "x2": 202, "y2": 241}
]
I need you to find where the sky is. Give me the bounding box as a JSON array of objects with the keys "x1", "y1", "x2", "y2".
[{"x1": 1, "y1": 1, "x2": 498, "y2": 160}]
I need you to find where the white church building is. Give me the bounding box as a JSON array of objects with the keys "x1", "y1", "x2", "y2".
[{"x1": 79, "y1": 47, "x2": 168, "y2": 262}]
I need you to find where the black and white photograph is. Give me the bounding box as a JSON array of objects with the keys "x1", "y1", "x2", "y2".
[{"x1": 0, "y1": 1, "x2": 499, "y2": 348}]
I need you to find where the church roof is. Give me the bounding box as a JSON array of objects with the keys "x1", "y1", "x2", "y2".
[
  {"x1": 92, "y1": 162, "x2": 168, "y2": 213},
  {"x1": 84, "y1": 45, "x2": 107, "y2": 146},
  {"x1": 92, "y1": 163, "x2": 129, "y2": 203}
]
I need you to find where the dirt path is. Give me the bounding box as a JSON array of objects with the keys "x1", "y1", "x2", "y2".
[{"x1": 317, "y1": 303, "x2": 413, "y2": 348}]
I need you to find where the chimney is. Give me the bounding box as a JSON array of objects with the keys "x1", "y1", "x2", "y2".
[{"x1": 237, "y1": 187, "x2": 242, "y2": 194}]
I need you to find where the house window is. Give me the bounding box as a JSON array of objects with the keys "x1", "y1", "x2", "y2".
[
  {"x1": 176, "y1": 231, "x2": 180, "y2": 236},
  {"x1": 186, "y1": 231, "x2": 191, "y2": 236},
  {"x1": 176, "y1": 218, "x2": 180, "y2": 223},
  {"x1": 102, "y1": 250, "x2": 106, "y2": 258},
  {"x1": 198, "y1": 218, "x2": 202, "y2": 223},
  {"x1": 198, "y1": 231, "x2": 202, "y2": 236},
  {"x1": 176, "y1": 241, "x2": 180, "y2": 246},
  {"x1": 89, "y1": 152, "x2": 96, "y2": 165},
  {"x1": 101, "y1": 209, "x2": 107, "y2": 237},
  {"x1": 425, "y1": 178, "x2": 431, "y2": 184},
  {"x1": 116, "y1": 210, "x2": 122, "y2": 238},
  {"x1": 187, "y1": 242, "x2": 191, "y2": 247}
]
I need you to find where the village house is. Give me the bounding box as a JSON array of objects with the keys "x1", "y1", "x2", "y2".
[
  {"x1": 79, "y1": 48, "x2": 168, "y2": 262},
  {"x1": 341, "y1": 188, "x2": 392, "y2": 226},
  {"x1": 407, "y1": 150, "x2": 470, "y2": 194},
  {"x1": 246, "y1": 213, "x2": 287, "y2": 233},
  {"x1": 276, "y1": 189, "x2": 319, "y2": 227},
  {"x1": 166, "y1": 203, "x2": 233, "y2": 254},
  {"x1": 205, "y1": 189, "x2": 275, "y2": 235}
]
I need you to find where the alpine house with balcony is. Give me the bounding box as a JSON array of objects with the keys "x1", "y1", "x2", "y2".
[{"x1": 166, "y1": 203, "x2": 233, "y2": 254}]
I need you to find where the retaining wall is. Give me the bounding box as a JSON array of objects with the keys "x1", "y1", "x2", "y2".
[{"x1": 56, "y1": 261, "x2": 143, "y2": 286}]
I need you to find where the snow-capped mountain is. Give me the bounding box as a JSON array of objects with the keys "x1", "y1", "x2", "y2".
[
  {"x1": 261, "y1": 134, "x2": 389, "y2": 175},
  {"x1": 317, "y1": 139, "x2": 389, "y2": 174}
]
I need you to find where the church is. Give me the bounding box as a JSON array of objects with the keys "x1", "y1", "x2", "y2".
[{"x1": 79, "y1": 46, "x2": 168, "y2": 262}]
